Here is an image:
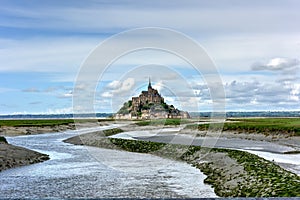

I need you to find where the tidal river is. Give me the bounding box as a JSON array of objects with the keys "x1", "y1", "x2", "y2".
[
  {"x1": 111, "y1": 129, "x2": 300, "y2": 176},
  {"x1": 0, "y1": 125, "x2": 216, "y2": 198}
]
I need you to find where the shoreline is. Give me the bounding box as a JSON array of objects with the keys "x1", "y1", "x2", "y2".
[
  {"x1": 0, "y1": 124, "x2": 75, "y2": 136},
  {"x1": 0, "y1": 120, "x2": 121, "y2": 137},
  {"x1": 0, "y1": 121, "x2": 123, "y2": 172},
  {"x1": 0, "y1": 121, "x2": 77, "y2": 172},
  {"x1": 0, "y1": 138, "x2": 49, "y2": 172}
]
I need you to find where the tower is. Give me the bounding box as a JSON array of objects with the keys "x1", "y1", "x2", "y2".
[{"x1": 148, "y1": 77, "x2": 152, "y2": 90}]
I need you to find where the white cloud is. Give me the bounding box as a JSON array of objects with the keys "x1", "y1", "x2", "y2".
[
  {"x1": 251, "y1": 58, "x2": 300, "y2": 71},
  {"x1": 113, "y1": 78, "x2": 135, "y2": 94},
  {"x1": 46, "y1": 107, "x2": 73, "y2": 114},
  {"x1": 201, "y1": 34, "x2": 300, "y2": 73},
  {"x1": 101, "y1": 91, "x2": 113, "y2": 98},
  {"x1": 107, "y1": 80, "x2": 121, "y2": 89},
  {"x1": 58, "y1": 90, "x2": 73, "y2": 98},
  {"x1": 8, "y1": 107, "x2": 74, "y2": 115},
  {"x1": 152, "y1": 81, "x2": 163, "y2": 93},
  {"x1": 2, "y1": 1, "x2": 300, "y2": 35},
  {"x1": 0, "y1": 37, "x2": 98, "y2": 73},
  {"x1": 224, "y1": 80, "x2": 300, "y2": 110},
  {"x1": 96, "y1": 78, "x2": 136, "y2": 112},
  {"x1": 2, "y1": 1, "x2": 300, "y2": 113},
  {"x1": 2, "y1": 2, "x2": 300, "y2": 76},
  {"x1": 290, "y1": 83, "x2": 300, "y2": 101}
]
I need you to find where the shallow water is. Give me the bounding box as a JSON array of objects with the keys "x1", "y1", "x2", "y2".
[
  {"x1": 0, "y1": 125, "x2": 216, "y2": 198},
  {"x1": 111, "y1": 130, "x2": 300, "y2": 175},
  {"x1": 245, "y1": 150, "x2": 300, "y2": 175},
  {"x1": 111, "y1": 130, "x2": 296, "y2": 153}
]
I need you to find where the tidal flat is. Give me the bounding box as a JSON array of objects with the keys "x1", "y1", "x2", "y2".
[
  {"x1": 65, "y1": 133, "x2": 300, "y2": 197},
  {"x1": 1, "y1": 118, "x2": 300, "y2": 197},
  {"x1": 65, "y1": 118, "x2": 300, "y2": 197}
]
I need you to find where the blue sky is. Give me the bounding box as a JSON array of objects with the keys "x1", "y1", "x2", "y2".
[{"x1": 1, "y1": 0, "x2": 300, "y2": 114}]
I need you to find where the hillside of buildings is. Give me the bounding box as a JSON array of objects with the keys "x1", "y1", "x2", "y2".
[{"x1": 115, "y1": 79, "x2": 190, "y2": 119}]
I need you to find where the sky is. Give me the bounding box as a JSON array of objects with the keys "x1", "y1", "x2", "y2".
[{"x1": 1, "y1": 0, "x2": 300, "y2": 114}]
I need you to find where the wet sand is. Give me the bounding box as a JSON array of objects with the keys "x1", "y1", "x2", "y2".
[
  {"x1": 0, "y1": 140, "x2": 49, "y2": 172},
  {"x1": 0, "y1": 124, "x2": 75, "y2": 136}
]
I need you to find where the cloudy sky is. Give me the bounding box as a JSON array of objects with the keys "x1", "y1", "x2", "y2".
[{"x1": 1, "y1": 0, "x2": 300, "y2": 114}]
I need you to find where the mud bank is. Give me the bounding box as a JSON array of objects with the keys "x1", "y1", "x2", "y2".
[{"x1": 0, "y1": 137, "x2": 49, "y2": 172}]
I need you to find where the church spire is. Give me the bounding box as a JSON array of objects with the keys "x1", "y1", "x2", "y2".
[{"x1": 148, "y1": 77, "x2": 152, "y2": 89}]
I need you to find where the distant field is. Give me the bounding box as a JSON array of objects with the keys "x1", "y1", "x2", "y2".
[
  {"x1": 2, "y1": 118, "x2": 300, "y2": 136},
  {"x1": 0, "y1": 118, "x2": 114, "y2": 127},
  {"x1": 185, "y1": 118, "x2": 300, "y2": 136},
  {"x1": 0, "y1": 119, "x2": 75, "y2": 127}
]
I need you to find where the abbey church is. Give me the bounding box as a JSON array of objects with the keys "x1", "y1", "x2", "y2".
[
  {"x1": 132, "y1": 79, "x2": 164, "y2": 112},
  {"x1": 115, "y1": 79, "x2": 190, "y2": 119}
]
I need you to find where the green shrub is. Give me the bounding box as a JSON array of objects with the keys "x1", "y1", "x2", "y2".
[
  {"x1": 109, "y1": 138, "x2": 166, "y2": 153},
  {"x1": 103, "y1": 128, "x2": 123, "y2": 136}
]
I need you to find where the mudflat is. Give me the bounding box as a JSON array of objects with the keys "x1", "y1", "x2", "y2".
[
  {"x1": 0, "y1": 119, "x2": 117, "y2": 136},
  {"x1": 0, "y1": 119, "x2": 119, "y2": 172},
  {"x1": 0, "y1": 138, "x2": 49, "y2": 172}
]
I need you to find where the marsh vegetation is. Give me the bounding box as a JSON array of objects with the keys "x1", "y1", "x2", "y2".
[{"x1": 185, "y1": 118, "x2": 300, "y2": 136}]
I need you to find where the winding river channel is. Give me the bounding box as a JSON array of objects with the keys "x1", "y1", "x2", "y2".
[
  {"x1": 0, "y1": 125, "x2": 216, "y2": 198},
  {"x1": 110, "y1": 129, "x2": 300, "y2": 176}
]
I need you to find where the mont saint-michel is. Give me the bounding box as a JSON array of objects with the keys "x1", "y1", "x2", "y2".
[{"x1": 115, "y1": 79, "x2": 190, "y2": 119}]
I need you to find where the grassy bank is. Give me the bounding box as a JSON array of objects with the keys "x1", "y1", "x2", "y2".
[
  {"x1": 0, "y1": 118, "x2": 116, "y2": 127},
  {"x1": 135, "y1": 118, "x2": 192, "y2": 126},
  {"x1": 64, "y1": 129, "x2": 300, "y2": 197},
  {"x1": 109, "y1": 139, "x2": 300, "y2": 197},
  {"x1": 0, "y1": 118, "x2": 118, "y2": 136},
  {"x1": 0, "y1": 119, "x2": 74, "y2": 127},
  {"x1": 185, "y1": 118, "x2": 300, "y2": 136},
  {"x1": 182, "y1": 146, "x2": 300, "y2": 197}
]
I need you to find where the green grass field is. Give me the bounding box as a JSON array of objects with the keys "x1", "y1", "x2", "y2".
[
  {"x1": 2, "y1": 117, "x2": 300, "y2": 136},
  {"x1": 185, "y1": 118, "x2": 300, "y2": 136},
  {"x1": 0, "y1": 119, "x2": 75, "y2": 127},
  {"x1": 0, "y1": 118, "x2": 114, "y2": 127}
]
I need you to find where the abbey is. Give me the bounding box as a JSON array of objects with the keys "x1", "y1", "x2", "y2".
[
  {"x1": 132, "y1": 79, "x2": 164, "y2": 112},
  {"x1": 115, "y1": 79, "x2": 190, "y2": 119}
]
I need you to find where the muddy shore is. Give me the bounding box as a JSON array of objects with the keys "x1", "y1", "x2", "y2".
[
  {"x1": 0, "y1": 124, "x2": 75, "y2": 136},
  {"x1": 0, "y1": 121, "x2": 122, "y2": 172},
  {"x1": 0, "y1": 138, "x2": 49, "y2": 172},
  {"x1": 0, "y1": 122, "x2": 78, "y2": 171}
]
